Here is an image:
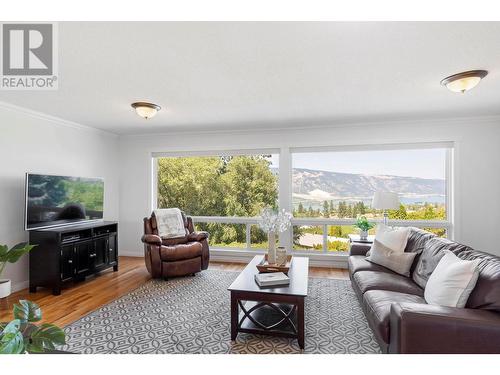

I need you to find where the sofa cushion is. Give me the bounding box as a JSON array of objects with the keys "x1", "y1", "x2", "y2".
[
  {"x1": 404, "y1": 228, "x2": 434, "y2": 275},
  {"x1": 412, "y1": 237, "x2": 472, "y2": 289},
  {"x1": 367, "y1": 239, "x2": 418, "y2": 277},
  {"x1": 424, "y1": 250, "x2": 481, "y2": 308},
  {"x1": 457, "y1": 248, "x2": 500, "y2": 312},
  {"x1": 160, "y1": 242, "x2": 202, "y2": 261},
  {"x1": 375, "y1": 224, "x2": 410, "y2": 253},
  {"x1": 348, "y1": 255, "x2": 392, "y2": 275},
  {"x1": 363, "y1": 290, "x2": 426, "y2": 345},
  {"x1": 353, "y1": 270, "x2": 424, "y2": 297},
  {"x1": 405, "y1": 227, "x2": 436, "y2": 253}
]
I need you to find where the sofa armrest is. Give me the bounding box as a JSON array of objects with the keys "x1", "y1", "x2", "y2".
[
  {"x1": 349, "y1": 242, "x2": 372, "y2": 256},
  {"x1": 187, "y1": 231, "x2": 209, "y2": 242},
  {"x1": 141, "y1": 234, "x2": 162, "y2": 245},
  {"x1": 389, "y1": 302, "x2": 500, "y2": 354}
]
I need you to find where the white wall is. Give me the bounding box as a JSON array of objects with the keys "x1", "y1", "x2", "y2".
[
  {"x1": 118, "y1": 117, "x2": 500, "y2": 258},
  {"x1": 0, "y1": 104, "x2": 120, "y2": 292},
  {"x1": 3, "y1": 104, "x2": 499, "y2": 289}
]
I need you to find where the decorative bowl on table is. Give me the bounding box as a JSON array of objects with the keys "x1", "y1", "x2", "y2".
[{"x1": 256, "y1": 254, "x2": 293, "y2": 274}]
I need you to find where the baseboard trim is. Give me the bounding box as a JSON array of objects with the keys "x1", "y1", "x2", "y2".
[
  {"x1": 308, "y1": 259, "x2": 348, "y2": 269},
  {"x1": 210, "y1": 249, "x2": 348, "y2": 269},
  {"x1": 210, "y1": 252, "x2": 257, "y2": 264},
  {"x1": 12, "y1": 280, "x2": 29, "y2": 293},
  {"x1": 119, "y1": 251, "x2": 143, "y2": 257},
  {"x1": 118, "y1": 250, "x2": 348, "y2": 269}
]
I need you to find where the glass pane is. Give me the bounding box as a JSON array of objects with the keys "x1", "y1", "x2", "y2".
[
  {"x1": 249, "y1": 225, "x2": 277, "y2": 250},
  {"x1": 326, "y1": 225, "x2": 368, "y2": 252},
  {"x1": 195, "y1": 223, "x2": 246, "y2": 249},
  {"x1": 293, "y1": 225, "x2": 323, "y2": 252},
  {"x1": 292, "y1": 149, "x2": 448, "y2": 221},
  {"x1": 157, "y1": 154, "x2": 279, "y2": 217}
]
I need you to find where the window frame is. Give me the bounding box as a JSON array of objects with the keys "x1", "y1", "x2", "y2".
[
  {"x1": 152, "y1": 149, "x2": 280, "y2": 252},
  {"x1": 288, "y1": 142, "x2": 454, "y2": 254},
  {"x1": 151, "y1": 142, "x2": 454, "y2": 257}
]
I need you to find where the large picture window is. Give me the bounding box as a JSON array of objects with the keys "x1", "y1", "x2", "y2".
[
  {"x1": 153, "y1": 144, "x2": 453, "y2": 256},
  {"x1": 155, "y1": 153, "x2": 279, "y2": 249},
  {"x1": 291, "y1": 146, "x2": 451, "y2": 252}
]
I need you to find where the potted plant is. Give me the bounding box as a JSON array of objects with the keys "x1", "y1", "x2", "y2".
[
  {"x1": 258, "y1": 208, "x2": 292, "y2": 264},
  {"x1": 353, "y1": 216, "x2": 375, "y2": 241},
  {"x1": 0, "y1": 242, "x2": 36, "y2": 298},
  {"x1": 0, "y1": 299, "x2": 66, "y2": 353}
]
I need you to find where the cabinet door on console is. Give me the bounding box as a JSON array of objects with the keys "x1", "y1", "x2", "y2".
[
  {"x1": 61, "y1": 245, "x2": 75, "y2": 281},
  {"x1": 93, "y1": 237, "x2": 108, "y2": 270},
  {"x1": 107, "y1": 235, "x2": 117, "y2": 266},
  {"x1": 75, "y1": 240, "x2": 93, "y2": 276}
]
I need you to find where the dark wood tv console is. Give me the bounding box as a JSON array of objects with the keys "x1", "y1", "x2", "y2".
[{"x1": 29, "y1": 221, "x2": 118, "y2": 295}]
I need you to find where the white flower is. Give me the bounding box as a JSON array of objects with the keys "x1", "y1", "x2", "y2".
[{"x1": 258, "y1": 207, "x2": 292, "y2": 233}]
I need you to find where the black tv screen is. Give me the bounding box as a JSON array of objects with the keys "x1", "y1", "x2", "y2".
[{"x1": 25, "y1": 173, "x2": 104, "y2": 230}]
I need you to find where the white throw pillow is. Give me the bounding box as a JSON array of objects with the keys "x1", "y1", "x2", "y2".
[
  {"x1": 374, "y1": 224, "x2": 409, "y2": 253},
  {"x1": 367, "y1": 239, "x2": 417, "y2": 277},
  {"x1": 424, "y1": 250, "x2": 481, "y2": 308}
]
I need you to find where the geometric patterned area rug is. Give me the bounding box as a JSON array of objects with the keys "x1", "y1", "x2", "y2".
[{"x1": 62, "y1": 270, "x2": 381, "y2": 354}]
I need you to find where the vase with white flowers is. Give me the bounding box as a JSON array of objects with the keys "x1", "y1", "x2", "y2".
[{"x1": 258, "y1": 208, "x2": 292, "y2": 264}]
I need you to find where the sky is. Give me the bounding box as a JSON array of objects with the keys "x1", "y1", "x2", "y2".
[{"x1": 269, "y1": 148, "x2": 447, "y2": 180}]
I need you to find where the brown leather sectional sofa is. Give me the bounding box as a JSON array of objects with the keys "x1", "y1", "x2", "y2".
[
  {"x1": 348, "y1": 227, "x2": 500, "y2": 353},
  {"x1": 141, "y1": 212, "x2": 210, "y2": 279}
]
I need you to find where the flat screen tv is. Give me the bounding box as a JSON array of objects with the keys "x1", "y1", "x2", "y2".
[{"x1": 25, "y1": 173, "x2": 104, "y2": 230}]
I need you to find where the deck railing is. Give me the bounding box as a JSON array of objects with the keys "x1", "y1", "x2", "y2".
[{"x1": 191, "y1": 216, "x2": 452, "y2": 254}]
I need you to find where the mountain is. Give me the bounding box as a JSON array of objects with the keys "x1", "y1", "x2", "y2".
[{"x1": 272, "y1": 168, "x2": 445, "y2": 206}]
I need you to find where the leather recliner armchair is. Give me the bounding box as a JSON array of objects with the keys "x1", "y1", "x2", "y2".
[{"x1": 141, "y1": 211, "x2": 210, "y2": 279}]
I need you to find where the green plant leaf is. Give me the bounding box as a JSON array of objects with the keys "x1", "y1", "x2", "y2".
[
  {"x1": 6, "y1": 243, "x2": 36, "y2": 263},
  {"x1": 27, "y1": 323, "x2": 66, "y2": 353},
  {"x1": 1, "y1": 319, "x2": 21, "y2": 334},
  {"x1": 22, "y1": 323, "x2": 39, "y2": 337},
  {"x1": 0, "y1": 245, "x2": 8, "y2": 258},
  {"x1": 0, "y1": 331, "x2": 24, "y2": 354},
  {"x1": 353, "y1": 216, "x2": 375, "y2": 231},
  {"x1": 0, "y1": 319, "x2": 24, "y2": 354},
  {"x1": 13, "y1": 300, "x2": 42, "y2": 323}
]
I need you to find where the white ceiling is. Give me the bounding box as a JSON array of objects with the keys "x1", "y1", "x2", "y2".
[{"x1": 2, "y1": 22, "x2": 500, "y2": 135}]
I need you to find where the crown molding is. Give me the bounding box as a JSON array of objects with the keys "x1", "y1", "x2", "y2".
[
  {"x1": 120, "y1": 113, "x2": 500, "y2": 139},
  {"x1": 2, "y1": 98, "x2": 499, "y2": 140},
  {"x1": 0, "y1": 100, "x2": 119, "y2": 138}
]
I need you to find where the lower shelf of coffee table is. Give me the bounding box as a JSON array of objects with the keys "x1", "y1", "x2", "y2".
[{"x1": 238, "y1": 300, "x2": 298, "y2": 338}]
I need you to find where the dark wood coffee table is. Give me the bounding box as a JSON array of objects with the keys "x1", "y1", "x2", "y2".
[{"x1": 228, "y1": 255, "x2": 309, "y2": 349}]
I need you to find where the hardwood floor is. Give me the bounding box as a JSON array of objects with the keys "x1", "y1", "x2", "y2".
[{"x1": 0, "y1": 256, "x2": 349, "y2": 327}]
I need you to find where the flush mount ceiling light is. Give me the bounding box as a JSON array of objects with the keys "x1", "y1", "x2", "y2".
[
  {"x1": 440, "y1": 70, "x2": 488, "y2": 93},
  {"x1": 131, "y1": 102, "x2": 161, "y2": 119}
]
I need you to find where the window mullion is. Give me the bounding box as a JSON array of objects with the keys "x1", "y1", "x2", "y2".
[
  {"x1": 279, "y1": 147, "x2": 292, "y2": 252},
  {"x1": 246, "y1": 223, "x2": 251, "y2": 250},
  {"x1": 323, "y1": 224, "x2": 328, "y2": 253}
]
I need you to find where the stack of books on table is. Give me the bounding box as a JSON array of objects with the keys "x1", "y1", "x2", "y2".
[{"x1": 254, "y1": 272, "x2": 290, "y2": 287}]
